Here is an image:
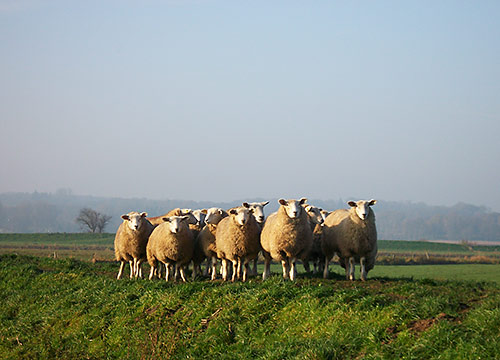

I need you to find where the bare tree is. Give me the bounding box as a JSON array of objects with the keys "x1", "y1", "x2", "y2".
[{"x1": 76, "y1": 208, "x2": 112, "y2": 233}]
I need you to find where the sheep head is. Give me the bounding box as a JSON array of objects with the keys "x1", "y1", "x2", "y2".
[
  {"x1": 347, "y1": 200, "x2": 377, "y2": 220},
  {"x1": 205, "y1": 208, "x2": 226, "y2": 225},
  {"x1": 162, "y1": 215, "x2": 191, "y2": 234},
  {"x1": 305, "y1": 205, "x2": 324, "y2": 225},
  {"x1": 229, "y1": 205, "x2": 253, "y2": 226},
  {"x1": 278, "y1": 198, "x2": 307, "y2": 219},
  {"x1": 243, "y1": 201, "x2": 269, "y2": 224},
  {"x1": 121, "y1": 211, "x2": 148, "y2": 231},
  {"x1": 191, "y1": 209, "x2": 207, "y2": 226}
]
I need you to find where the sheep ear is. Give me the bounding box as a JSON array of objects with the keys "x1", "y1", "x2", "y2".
[
  {"x1": 305, "y1": 206, "x2": 312, "y2": 212},
  {"x1": 261, "y1": 201, "x2": 269, "y2": 207},
  {"x1": 140, "y1": 212, "x2": 148, "y2": 218},
  {"x1": 369, "y1": 199, "x2": 377, "y2": 206},
  {"x1": 121, "y1": 214, "x2": 130, "y2": 221},
  {"x1": 299, "y1": 198, "x2": 308, "y2": 205},
  {"x1": 279, "y1": 199, "x2": 287, "y2": 206},
  {"x1": 181, "y1": 208, "x2": 192, "y2": 214},
  {"x1": 242, "y1": 202, "x2": 250, "y2": 208},
  {"x1": 348, "y1": 201, "x2": 357, "y2": 207},
  {"x1": 229, "y1": 209, "x2": 238, "y2": 215},
  {"x1": 201, "y1": 209, "x2": 207, "y2": 214}
]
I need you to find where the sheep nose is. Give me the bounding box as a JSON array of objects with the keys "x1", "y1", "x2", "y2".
[{"x1": 259, "y1": 216, "x2": 264, "y2": 222}]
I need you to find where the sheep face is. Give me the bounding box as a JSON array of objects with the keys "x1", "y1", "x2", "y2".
[
  {"x1": 278, "y1": 198, "x2": 307, "y2": 219},
  {"x1": 244, "y1": 201, "x2": 269, "y2": 223},
  {"x1": 191, "y1": 209, "x2": 207, "y2": 226},
  {"x1": 205, "y1": 208, "x2": 225, "y2": 225},
  {"x1": 347, "y1": 199, "x2": 377, "y2": 220},
  {"x1": 305, "y1": 205, "x2": 324, "y2": 225},
  {"x1": 121, "y1": 212, "x2": 148, "y2": 231},
  {"x1": 229, "y1": 207, "x2": 253, "y2": 226},
  {"x1": 162, "y1": 215, "x2": 190, "y2": 234}
]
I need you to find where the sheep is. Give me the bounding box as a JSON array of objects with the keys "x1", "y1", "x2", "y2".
[
  {"x1": 147, "y1": 208, "x2": 193, "y2": 227},
  {"x1": 194, "y1": 207, "x2": 228, "y2": 280},
  {"x1": 146, "y1": 215, "x2": 194, "y2": 282},
  {"x1": 302, "y1": 204, "x2": 325, "y2": 273},
  {"x1": 322, "y1": 199, "x2": 377, "y2": 281},
  {"x1": 190, "y1": 209, "x2": 209, "y2": 279},
  {"x1": 114, "y1": 211, "x2": 154, "y2": 279},
  {"x1": 242, "y1": 201, "x2": 269, "y2": 276},
  {"x1": 215, "y1": 205, "x2": 262, "y2": 282},
  {"x1": 260, "y1": 198, "x2": 313, "y2": 281}
]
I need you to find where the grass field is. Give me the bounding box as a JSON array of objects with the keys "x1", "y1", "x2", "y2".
[
  {"x1": 1, "y1": 234, "x2": 499, "y2": 264},
  {"x1": 0, "y1": 254, "x2": 499, "y2": 359}
]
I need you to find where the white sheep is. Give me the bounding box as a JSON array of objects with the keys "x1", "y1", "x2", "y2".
[
  {"x1": 146, "y1": 215, "x2": 194, "y2": 282},
  {"x1": 215, "y1": 205, "x2": 262, "y2": 282},
  {"x1": 242, "y1": 201, "x2": 269, "y2": 276},
  {"x1": 260, "y1": 198, "x2": 313, "y2": 281},
  {"x1": 302, "y1": 204, "x2": 325, "y2": 273},
  {"x1": 190, "y1": 209, "x2": 211, "y2": 279},
  {"x1": 195, "y1": 207, "x2": 228, "y2": 280},
  {"x1": 114, "y1": 211, "x2": 154, "y2": 279},
  {"x1": 322, "y1": 199, "x2": 377, "y2": 280}
]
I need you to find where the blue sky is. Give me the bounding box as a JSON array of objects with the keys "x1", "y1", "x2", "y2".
[{"x1": 1, "y1": 1, "x2": 499, "y2": 210}]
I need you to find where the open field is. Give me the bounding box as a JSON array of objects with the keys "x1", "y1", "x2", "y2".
[
  {"x1": 0, "y1": 233, "x2": 499, "y2": 264},
  {"x1": 0, "y1": 254, "x2": 499, "y2": 359}
]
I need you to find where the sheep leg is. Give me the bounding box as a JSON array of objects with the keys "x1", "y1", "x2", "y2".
[
  {"x1": 360, "y1": 257, "x2": 367, "y2": 281},
  {"x1": 165, "y1": 263, "x2": 170, "y2": 282},
  {"x1": 148, "y1": 264, "x2": 155, "y2": 280},
  {"x1": 221, "y1": 259, "x2": 228, "y2": 281},
  {"x1": 281, "y1": 259, "x2": 290, "y2": 280},
  {"x1": 117, "y1": 261, "x2": 125, "y2": 280},
  {"x1": 242, "y1": 259, "x2": 248, "y2": 282},
  {"x1": 129, "y1": 260, "x2": 134, "y2": 279},
  {"x1": 137, "y1": 259, "x2": 143, "y2": 278},
  {"x1": 323, "y1": 256, "x2": 330, "y2": 279},
  {"x1": 179, "y1": 266, "x2": 187, "y2": 282},
  {"x1": 231, "y1": 260, "x2": 239, "y2": 282},
  {"x1": 237, "y1": 259, "x2": 243, "y2": 281},
  {"x1": 262, "y1": 257, "x2": 271, "y2": 280},
  {"x1": 210, "y1": 256, "x2": 218, "y2": 281},
  {"x1": 252, "y1": 257, "x2": 258, "y2": 276},
  {"x1": 289, "y1": 258, "x2": 297, "y2": 281},
  {"x1": 347, "y1": 257, "x2": 355, "y2": 281},
  {"x1": 174, "y1": 264, "x2": 182, "y2": 282},
  {"x1": 132, "y1": 258, "x2": 138, "y2": 278}
]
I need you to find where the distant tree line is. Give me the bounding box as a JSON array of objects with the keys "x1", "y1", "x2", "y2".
[{"x1": 0, "y1": 192, "x2": 499, "y2": 242}]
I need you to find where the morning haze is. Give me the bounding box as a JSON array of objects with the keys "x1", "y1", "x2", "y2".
[{"x1": 1, "y1": 1, "x2": 499, "y2": 210}]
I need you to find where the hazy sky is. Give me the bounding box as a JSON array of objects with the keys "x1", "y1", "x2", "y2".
[{"x1": 1, "y1": 1, "x2": 500, "y2": 210}]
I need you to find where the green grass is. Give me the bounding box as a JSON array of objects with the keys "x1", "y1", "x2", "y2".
[
  {"x1": 369, "y1": 264, "x2": 500, "y2": 283},
  {"x1": 0, "y1": 233, "x2": 114, "y2": 246},
  {"x1": 0, "y1": 254, "x2": 499, "y2": 359},
  {"x1": 378, "y1": 239, "x2": 500, "y2": 255}
]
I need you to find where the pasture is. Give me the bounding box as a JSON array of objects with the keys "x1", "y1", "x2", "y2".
[{"x1": 0, "y1": 254, "x2": 499, "y2": 359}]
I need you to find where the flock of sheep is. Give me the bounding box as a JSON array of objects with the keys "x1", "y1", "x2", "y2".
[{"x1": 114, "y1": 198, "x2": 378, "y2": 282}]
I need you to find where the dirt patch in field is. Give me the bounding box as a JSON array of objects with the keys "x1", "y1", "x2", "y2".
[{"x1": 409, "y1": 313, "x2": 458, "y2": 334}]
